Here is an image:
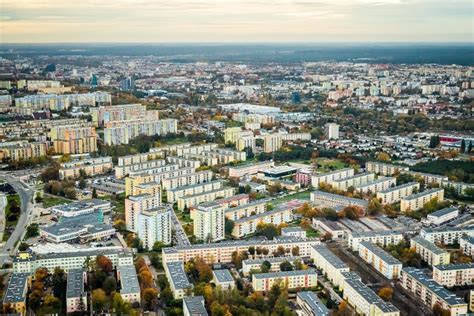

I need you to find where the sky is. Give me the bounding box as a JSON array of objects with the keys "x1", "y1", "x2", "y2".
[{"x1": 0, "y1": 0, "x2": 473, "y2": 43}]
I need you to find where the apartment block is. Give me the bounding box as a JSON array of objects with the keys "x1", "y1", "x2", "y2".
[
  {"x1": 281, "y1": 132, "x2": 311, "y2": 142},
  {"x1": 137, "y1": 206, "x2": 172, "y2": 249},
  {"x1": 311, "y1": 244, "x2": 349, "y2": 287},
  {"x1": 365, "y1": 161, "x2": 409, "y2": 176},
  {"x1": 421, "y1": 227, "x2": 474, "y2": 245},
  {"x1": 401, "y1": 267, "x2": 468, "y2": 315},
  {"x1": 161, "y1": 170, "x2": 213, "y2": 190},
  {"x1": 354, "y1": 177, "x2": 396, "y2": 194},
  {"x1": 183, "y1": 153, "x2": 218, "y2": 166},
  {"x1": 164, "y1": 261, "x2": 193, "y2": 299},
  {"x1": 425, "y1": 207, "x2": 459, "y2": 226},
  {"x1": 460, "y1": 236, "x2": 474, "y2": 257},
  {"x1": 183, "y1": 296, "x2": 208, "y2": 316},
  {"x1": 104, "y1": 118, "x2": 178, "y2": 145},
  {"x1": 400, "y1": 188, "x2": 444, "y2": 213},
  {"x1": 167, "y1": 180, "x2": 224, "y2": 203},
  {"x1": 348, "y1": 231, "x2": 404, "y2": 252},
  {"x1": 212, "y1": 269, "x2": 235, "y2": 290},
  {"x1": 162, "y1": 238, "x2": 320, "y2": 264},
  {"x1": 59, "y1": 156, "x2": 113, "y2": 179},
  {"x1": 90, "y1": 103, "x2": 147, "y2": 127},
  {"x1": 52, "y1": 199, "x2": 111, "y2": 218},
  {"x1": 252, "y1": 269, "x2": 318, "y2": 292},
  {"x1": 224, "y1": 127, "x2": 243, "y2": 144},
  {"x1": 117, "y1": 152, "x2": 162, "y2": 166},
  {"x1": 117, "y1": 265, "x2": 141, "y2": 304},
  {"x1": 296, "y1": 291, "x2": 329, "y2": 316},
  {"x1": 66, "y1": 269, "x2": 87, "y2": 313},
  {"x1": 224, "y1": 199, "x2": 268, "y2": 221},
  {"x1": 406, "y1": 171, "x2": 448, "y2": 186},
  {"x1": 358, "y1": 241, "x2": 402, "y2": 279},
  {"x1": 411, "y1": 236, "x2": 450, "y2": 266},
  {"x1": 433, "y1": 263, "x2": 474, "y2": 288},
  {"x1": 193, "y1": 204, "x2": 225, "y2": 242},
  {"x1": 166, "y1": 156, "x2": 201, "y2": 169},
  {"x1": 125, "y1": 165, "x2": 192, "y2": 195},
  {"x1": 177, "y1": 186, "x2": 235, "y2": 211},
  {"x1": 125, "y1": 194, "x2": 161, "y2": 232},
  {"x1": 343, "y1": 277, "x2": 400, "y2": 316},
  {"x1": 115, "y1": 159, "x2": 166, "y2": 179},
  {"x1": 0, "y1": 141, "x2": 48, "y2": 162},
  {"x1": 2, "y1": 273, "x2": 29, "y2": 315},
  {"x1": 376, "y1": 182, "x2": 420, "y2": 204},
  {"x1": 241, "y1": 256, "x2": 302, "y2": 276},
  {"x1": 52, "y1": 126, "x2": 98, "y2": 154},
  {"x1": 331, "y1": 172, "x2": 375, "y2": 191},
  {"x1": 311, "y1": 168, "x2": 354, "y2": 188},
  {"x1": 237, "y1": 135, "x2": 256, "y2": 151},
  {"x1": 232, "y1": 207, "x2": 292, "y2": 238},
  {"x1": 310, "y1": 190, "x2": 368, "y2": 211},
  {"x1": 263, "y1": 133, "x2": 283, "y2": 153}
]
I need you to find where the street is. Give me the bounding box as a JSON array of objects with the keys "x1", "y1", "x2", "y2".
[{"x1": 169, "y1": 206, "x2": 191, "y2": 246}]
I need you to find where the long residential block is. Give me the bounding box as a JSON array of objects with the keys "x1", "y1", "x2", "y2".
[
  {"x1": 331, "y1": 172, "x2": 375, "y2": 191},
  {"x1": 311, "y1": 190, "x2": 368, "y2": 211},
  {"x1": 311, "y1": 244, "x2": 349, "y2": 287},
  {"x1": 376, "y1": 182, "x2": 420, "y2": 204},
  {"x1": 420, "y1": 226, "x2": 474, "y2": 245},
  {"x1": 59, "y1": 156, "x2": 113, "y2": 179},
  {"x1": 365, "y1": 161, "x2": 409, "y2": 176},
  {"x1": 161, "y1": 170, "x2": 213, "y2": 190},
  {"x1": 177, "y1": 187, "x2": 235, "y2": 210},
  {"x1": 433, "y1": 263, "x2": 474, "y2": 288},
  {"x1": 354, "y1": 177, "x2": 396, "y2": 194},
  {"x1": 232, "y1": 207, "x2": 292, "y2": 238},
  {"x1": 400, "y1": 188, "x2": 444, "y2": 213},
  {"x1": 241, "y1": 256, "x2": 302, "y2": 276},
  {"x1": 348, "y1": 231, "x2": 404, "y2": 252},
  {"x1": 311, "y1": 168, "x2": 354, "y2": 188},
  {"x1": 252, "y1": 269, "x2": 317, "y2": 292},
  {"x1": 167, "y1": 180, "x2": 224, "y2": 203},
  {"x1": 411, "y1": 236, "x2": 450, "y2": 266},
  {"x1": 358, "y1": 241, "x2": 402, "y2": 279}
]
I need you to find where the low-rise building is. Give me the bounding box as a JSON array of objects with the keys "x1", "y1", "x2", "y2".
[
  {"x1": 358, "y1": 241, "x2": 402, "y2": 279},
  {"x1": 228, "y1": 161, "x2": 274, "y2": 178},
  {"x1": 165, "y1": 261, "x2": 193, "y2": 299},
  {"x1": 117, "y1": 265, "x2": 141, "y2": 304},
  {"x1": 241, "y1": 256, "x2": 302, "y2": 276},
  {"x1": 252, "y1": 269, "x2": 318, "y2": 292},
  {"x1": 376, "y1": 182, "x2": 420, "y2": 204},
  {"x1": 354, "y1": 177, "x2": 396, "y2": 194},
  {"x1": 232, "y1": 207, "x2": 292, "y2": 238},
  {"x1": 400, "y1": 267, "x2": 468, "y2": 315},
  {"x1": 400, "y1": 188, "x2": 444, "y2": 213},
  {"x1": 51, "y1": 199, "x2": 111, "y2": 217},
  {"x1": 310, "y1": 190, "x2": 368, "y2": 211},
  {"x1": 433, "y1": 263, "x2": 474, "y2": 288},
  {"x1": 425, "y1": 207, "x2": 459, "y2": 226},
  {"x1": 183, "y1": 296, "x2": 208, "y2": 316},
  {"x1": 212, "y1": 269, "x2": 235, "y2": 290},
  {"x1": 420, "y1": 227, "x2": 474, "y2": 245},
  {"x1": 312, "y1": 219, "x2": 347, "y2": 239},
  {"x1": 296, "y1": 291, "x2": 329, "y2": 316},
  {"x1": 281, "y1": 227, "x2": 307, "y2": 239},
  {"x1": 66, "y1": 269, "x2": 87, "y2": 314},
  {"x1": 311, "y1": 168, "x2": 354, "y2": 188},
  {"x1": 411, "y1": 236, "x2": 450, "y2": 266},
  {"x1": 311, "y1": 244, "x2": 349, "y2": 287}
]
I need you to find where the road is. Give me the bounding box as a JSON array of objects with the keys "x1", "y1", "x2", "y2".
[
  {"x1": 169, "y1": 206, "x2": 191, "y2": 246},
  {"x1": 0, "y1": 172, "x2": 35, "y2": 266}
]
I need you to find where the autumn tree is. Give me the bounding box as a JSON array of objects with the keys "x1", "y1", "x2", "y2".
[
  {"x1": 92, "y1": 289, "x2": 108, "y2": 311},
  {"x1": 96, "y1": 255, "x2": 113, "y2": 272},
  {"x1": 142, "y1": 288, "x2": 159, "y2": 310},
  {"x1": 378, "y1": 286, "x2": 394, "y2": 301}
]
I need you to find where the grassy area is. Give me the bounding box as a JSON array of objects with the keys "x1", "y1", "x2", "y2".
[
  {"x1": 270, "y1": 191, "x2": 311, "y2": 205},
  {"x1": 42, "y1": 195, "x2": 70, "y2": 208},
  {"x1": 98, "y1": 193, "x2": 125, "y2": 213},
  {"x1": 304, "y1": 226, "x2": 320, "y2": 238},
  {"x1": 314, "y1": 158, "x2": 347, "y2": 172}
]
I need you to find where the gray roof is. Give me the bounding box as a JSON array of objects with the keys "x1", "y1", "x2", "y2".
[
  {"x1": 403, "y1": 267, "x2": 466, "y2": 306},
  {"x1": 14, "y1": 248, "x2": 133, "y2": 263},
  {"x1": 183, "y1": 296, "x2": 208, "y2": 316},
  {"x1": 66, "y1": 269, "x2": 85, "y2": 299},
  {"x1": 312, "y1": 244, "x2": 348, "y2": 269},
  {"x1": 117, "y1": 265, "x2": 140, "y2": 294},
  {"x1": 344, "y1": 278, "x2": 399, "y2": 313},
  {"x1": 165, "y1": 261, "x2": 192, "y2": 290},
  {"x1": 359, "y1": 241, "x2": 402, "y2": 265},
  {"x1": 281, "y1": 227, "x2": 304, "y2": 233},
  {"x1": 40, "y1": 212, "x2": 114, "y2": 239},
  {"x1": 3, "y1": 273, "x2": 29, "y2": 304},
  {"x1": 402, "y1": 188, "x2": 444, "y2": 201},
  {"x1": 52, "y1": 198, "x2": 110, "y2": 213},
  {"x1": 378, "y1": 182, "x2": 419, "y2": 194},
  {"x1": 350, "y1": 230, "x2": 403, "y2": 238},
  {"x1": 434, "y1": 263, "x2": 474, "y2": 271},
  {"x1": 428, "y1": 207, "x2": 458, "y2": 218},
  {"x1": 411, "y1": 236, "x2": 447, "y2": 255},
  {"x1": 243, "y1": 256, "x2": 301, "y2": 266},
  {"x1": 311, "y1": 190, "x2": 368, "y2": 206},
  {"x1": 297, "y1": 291, "x2": 329, "y2": 316},
  {"x1": 252, "y1": 268, "x2": 316, "y2": 280},
  {"x1": 422, "y1": 226, "x2": 474, "y2": 234},
  {"x1": 224, "y1": 199, "x2": 269, "y2": 214},
  {"x1": 354, "y1": 177, "x2": 395, "y2": 188},
  {"x1": 331, "y1": 172, "x2": 372, "y2": 183},
  {"x1": 313, "y1": 167, "x2": 353, "y2": 177},
  {"x1": 461, "y1": 236, "x2": 474, "y2": 245},
  {"x1": 212, "y1": 269, "x2": 234, "y2": 283},
  {"x1": 233, "y1": 207, "x2": 290, "y2": 224}
]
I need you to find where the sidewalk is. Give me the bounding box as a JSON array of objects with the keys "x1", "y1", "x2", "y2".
[{"x1": 0, "y1": 193, "x2": 6, "y2": 243}]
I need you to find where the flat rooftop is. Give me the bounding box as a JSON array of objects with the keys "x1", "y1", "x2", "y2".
[
  {"x1": 66, "y1": 269, "x2": 85, "y2": 298},
  {"x1": 344, "y1": 278, "x2": 399, "y2": 313},
  {"x1": 117, "y1": 265, "x2": 140, "y2": 294},
  {"x1": 183, "y1": 296, "x2": 208, "y2": 315},
  {"x1": 378, "y1": 182, "x2": 419, "y2": 194},
  {"x1": 359, "y1": 241, "x2": 402, "y2": 265},
  {"x1": 403, "y1": 188, "x2": 444, "y2": 201},
  {"x1": 3, "y1": 273, "x2": 29, "y2": 304},
  {"x1": 297, "y1": 291, "x2": 329, "y2": 316},
  {"x1": 252, "y1": 268, "x2": 316, "y2": 279},
  {"x1": 428, "y1": 207, "x2": 458, "y2": 218},
  {"x1": 212, "y1": 269, "x2": 234, "y2": 283},
  {"x1": 165, "y1": 261, "x2": 192, "y2": 290},
  {"x1": 312, "y1": 244, "x2": 348, "y2": 269},
  {"x1": 412, "y1": 236, "x2": 447, "y2": 255}
]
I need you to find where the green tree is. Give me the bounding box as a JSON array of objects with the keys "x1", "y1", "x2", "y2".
[
  {"x1": 92, "y1": 289, "x2": 107, "y2": 311},
  {"x1": 260, "y1": 260, "x2": 271, "y2": 273},
  {"x1": 103, "y1": 276, "x2": 117, "y2": 295},
  {"x1": 279, "y1": 261, "x2": 293, "y2": 271},
  {"x1": 460, "y1": 139, "x2": 466, "y2": 153},
  {"x1": 225, "y1": 219, "x2": 235, "y2": 235}
]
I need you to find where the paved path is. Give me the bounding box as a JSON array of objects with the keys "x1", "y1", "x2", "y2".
[
  {"x1": 169, "y1": 206, "x2": 191, "y2": 246},
  {"x1": 0, "y1": 193, "x2": 6, "y2": 242}
]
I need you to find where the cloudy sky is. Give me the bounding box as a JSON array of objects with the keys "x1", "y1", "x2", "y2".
[{"x1": 0, "y1": 0, "x2": 472, "y2": 43}]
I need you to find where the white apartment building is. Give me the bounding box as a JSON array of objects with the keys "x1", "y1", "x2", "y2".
[
  {"x1": 167, "y1": 180, "x2": 224, "y2": 203},
  {"x1": 411, "y1": 236, "x2": 450, "y2": 266},
  {"x1": 117, "y1": 265, "x2": 141, "y2": 304},
  {"x1": 241, "y1": 256, "x2": 302, "y2": 276},
  {"x1": 401, "y1": 267, "x2": 468, "y2": 316},
  {"x1": 183, "y1": 296, "x2": 208, "y2": 316},
  {"x1": 90, "y1": 103, "x2": 147, "y2": 127},
  {"x1": 237, "y1": 136, "x2": 256, "y2": 151},
  {"x1": 125, "y1": 194, "x2": 161, "y2": 232},
  {"x1": 224, "y1": 199, "x2": 268, "y2": 221},
  {"x1": 420, "y1": 227, "x2": 474, "y2": 245},
  {"x1": 161, "y1": 170, "x2": 213, "y2": 190},
  {"x1": 310, "y1": 190, "x2": 368, "y2": 211},
  {"x1": 348, "y1": 231, "x2": 404, "y2": 252},
  {"x1": 296, "y1": 291, "x2": 329, "y2": 316},
  {"x1": 165, "y1": 261, "x2": 193, "y2": 299},
  {"x1": 183, "y1": 153, "x2": 218, "y2": 166},
  {"x1": 433, "y1": 263, "x2": 474, "y2": 288},
  {"x1": 177, "y1": 187, "x2": 235, "y2": 210},
  {"x1": 343, "y1": 277, "x2": 400, "y2": 316},
  {"x1": 117, "y1": 152, "x2": 162, "y2": 166},
  {"x1": 376, "y1": 182, "x2": 420, "y2": 204},
  {"x1": 137, "y1": 206, "x2": 172, "y2": 250},
  {"x1": 358, "y1": 241, "x2": 403, "y2": 279},
  {"x1": 115, "y1": 159, "x2": 166, "y2": 179},
  {"x1": 264, "y1": 133, "x2": 283, "y2": 153},
  {"x1": 232, "y1": 207, "x2": 292, "y2": 238},
  {"x1": 311, "y1": 168, "x2": 354, "y2": 188},
  {"x1": 425, "y1": 207, "x2": 459, "y2": 226},
  {"x1": 281, "y1": 133, "x2": 312, "y2": 142},
  {"x1": 400, "y1": 188, "x2": 444, "y2": 213},
  {"x1": 212, "y1": 269, "x2": 235, "y2": 290},
  {"x1": 66, "y1": 269, "x2": 87, "y2": 314},
  {"x1": 59, "y1": 156, "x2": 113, "y2": 179},
  {"x1": 354, "y1": 177, "x2": 396, "y2": 194},
  {"x1": 406, "y1": 171, "x2": 448, "y2": 186},
  {"x1": 166, "y1": 156, "x2": 201, "y2": 169},
  {"x1": 104, "y1": 118, "x2": 178, "y2": 145},
  {"x1": 51, "y1": 199, "x2": 111, "y2": 218},
  {"x1": 460, "y1": 236, "x2": 474, "y2": 257},
  {"x1": 365, "y1": 161, "x2": 409, "y2": 176},
  {"x1": 324, "y1": 123, "x2": 339, "y2": 140},
  {"x1": 162, "y1": 238, "x2": 320, "y2": 264},
  {"x1": 311, "y1": 244, "x2": 349, "y2": 287},
  {"x1": 331, "y1": 172, "x2": 375, "y2": 191},
  {"x1": 252, "y1": 269, "x2": 318, "y2": 292},
  {"x1": 194, "y1": 204, "x2": 225, "y2": 242}
]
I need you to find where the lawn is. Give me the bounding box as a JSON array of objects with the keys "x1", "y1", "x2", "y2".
[
  {"x1": 314, "y1": 158, "x2": 347, "y2": 172},
  {"x1": 270, "y1": 191, "x2": 311, "y2": 205},
  {"x1": 98, "y1": 193, "x2": 125, "y2": 213},
  {"x1": 42, "y1": 195, "x2": 70, "y2": 208},
  {"x1": 304, "y1": 226, "x2": 320, "y2": 238}
]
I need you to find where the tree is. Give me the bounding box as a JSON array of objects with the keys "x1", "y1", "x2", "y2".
[
  {"x1": 341, "y1": 205, "x2": 364, "y2": 220},
  {"x1": 255, "y1": 223, "x2": 279, "y2": 239},
  {"x1": 248, "y1": 246, "x2": 256, "y2": 257},
  {"x1": 377, "y1": 152, "x2": 390, "y2": 161},
  {"x1": 160, "y1": 287, "x2": 174, "y2": 306},
  {"x1": 18, "y1": 242, "x2": 29, "y2": 251},
  {"x1": 139, "y1": 268, "x2": 154, "y2": 288},
  {"x1": 378, "y1": 287, "x2": 394, "y2": 301},
  {"x1": 26, "y1": 223, "x2": 39, "y2": 238},
  {"x1": 96, "y1": 255, "x2": 113, "y2": 272},
  {"x1": 291, "y1": 246, "x2": 300, "y2": 256},
  {"x1": 468, "y1": 141, "x2": 472, "y2": 153},
  {"x1": 92, "y1": 289, "x2": 107, "y2": 311},
  {"x1": 79, "y1": 178, "x2": 87, "y2": 189},
  {"x1": 40, "y1": 164, "x2": 60, "y2": 183},
  {"x1": 225, "y1": 219, "x2": 235, "y2": 235},
  {"x1": 103, "y1": 276, "x2": 117, "y2": 295},
  {"x1": 429, "y1": 135, "x2": 440, "y2": 148},
  {"x1": 279, "y1": 260, "x2": 293, "y2": 271},
  {"x1": 142, "y1": 288, "x2": 159, "y2": 310},
  {"x1": 460, "y1": 139, "x2": 466, "y2": 153},
  {"x1": 92, "y1": 187, "x2": 98, "y2": 198},
  {"x1": 152, "y1": 241, "x2": 165, "y2": 252},
  {"x1": 368, "y1": 198, "x2": 382, "y2": 216},
  {"x1": 260, "y1": 260, "x2": 271, "y2": 273}
]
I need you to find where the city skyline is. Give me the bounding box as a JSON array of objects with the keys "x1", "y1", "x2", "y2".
[{"x1": 1, "y1": 0, "x2": 473, "y2": 43}]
